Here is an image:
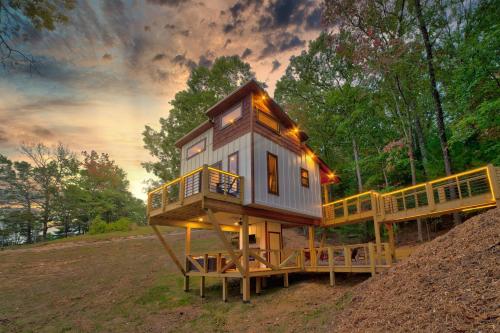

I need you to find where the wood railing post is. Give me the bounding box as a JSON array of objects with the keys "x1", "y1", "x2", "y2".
[
  {"x1": 179, "y1": 177, "x2": 185, "y2": 205},
  {"x1": 344, "y1": 246, "x2": 352, "y2": 269},
  {"x1": 384, "y1": 243, "x2": 392, "y2": 266},
  {"x1": 202, "y1": 164, "x2": 209, "y2": 195},
  {"x1": 308, "y1": 226, "x2": 316, "y2": 267},
  {"x1": 486, "y1": 164, "x2": 500, "y2": 204},
  {"x1": 425, "y1": 183, "x2": 436, "y2": 211},
  {"x1": 373, "y1": 220, "x2": 382, "y2": 265},
  {"x1": 162, "y1": 186, "x2": 167, "y2": 212}
]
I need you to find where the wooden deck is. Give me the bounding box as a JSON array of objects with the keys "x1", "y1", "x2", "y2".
[
  {"x1": 323, "y1": 164, "x2": 500, "y2": 226},
  {"x1": 148, "y1": 165, "x2": 244, "y2": 226}
]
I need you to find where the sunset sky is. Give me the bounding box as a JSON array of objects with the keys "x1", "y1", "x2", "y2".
[{"x1": 0, "y1": 0, "x2": 323, "y2": 200}]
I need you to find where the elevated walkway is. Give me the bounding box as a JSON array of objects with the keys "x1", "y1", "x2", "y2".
[{"x1": 322, "y1": 165, "x2": 500, "y2": 226}]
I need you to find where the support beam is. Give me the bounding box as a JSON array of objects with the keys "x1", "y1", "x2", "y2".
[
  {"x1": 368, "y1": 242, "x2": 376, "y2": 277},
  {"x1": 284, "y1": 272, "x2": 289, "y2": 288},
  {"x1": 151, "y1": 225, "x2": 185, "y2": 275},
  {"x1": 184, "y1": 226, "x2": 191, "y2": 291},
  {"x1": 385, "y1": 223, "x2": 396, "y2": 260},
  {"x1": 256, "y1": 277, "x2": 261, "y2": 295},
  {"x1": 206, "y1": 209, "x2": 245, "y2": 275},
  {"x1": 308, "y1": 225, "x2": 316, "y2": 267},
  {"x1": 200, "y1": 276, "x2": 205, "y2": 298},
  {"x1": 328, "y1": 247, "x2": 335, "y2": 286},
  {"x1": 241, "y1": 215, "x2": 251, "y2": 303},
  {"x1": 373, "y1": 220, "x2": 382, "y2": 264},
  {"x1": 222, "y1": 277, "x2": 228, "y2": 302}
]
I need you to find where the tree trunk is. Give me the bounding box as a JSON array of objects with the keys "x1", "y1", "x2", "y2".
[
  {"x1": 414, "y1": 0, "x2": 453, "y2": 176},
  {"x1": 26, "y1": 198, "x2": 33, "y2": 244},
  {"x1": 414, "y1": 115, "x2": 429, "y2": 175},
  {"x1": 352, "y1": 137, "x2": 363, "y2": 193}
]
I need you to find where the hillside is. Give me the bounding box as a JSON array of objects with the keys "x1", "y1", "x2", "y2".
[
  {"x1": 333, "y1": 208, "x2": 500, "y2": 332},
  {"x1": 0, "y1": 209, "x2": 497, "y2": 332}
]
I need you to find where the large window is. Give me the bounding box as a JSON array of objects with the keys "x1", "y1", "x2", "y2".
[
  {"x1": 221, "y1": 104, "x2": 242, "y2": 128},
  {"x1": 228, "y1": 152, "x2": 239, "y2": 174},
  {"x1": 267, "y1": 152, "x2": 279, "y2": 195},
  {"x1": 257, "y1": 108, "x2": 280, "y2": 133},
  {"x1": 186, "y1": 138, "x2": 206, "y2": 159},
  {"x1": 300, "y1": 168, "x2": 309, "y2": 188}
]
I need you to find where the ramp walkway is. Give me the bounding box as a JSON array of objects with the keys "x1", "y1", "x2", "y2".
[{"x1": 322, "y1": 165, "x2": 500, "y2": 226}]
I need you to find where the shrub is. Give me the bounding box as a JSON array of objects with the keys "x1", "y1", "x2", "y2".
[
  {"x1": 88, "y1": 217, "x2": 107, "y2": 235},
  {"x1": 88, "y1": 217, "x2": 134, "y2": 235}
]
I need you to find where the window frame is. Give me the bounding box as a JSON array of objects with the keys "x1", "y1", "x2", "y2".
[
  {"x1": 220, "y1": 103, "x2": 243, "y2": 129},
  {"x1": 300, "y1": 168, "x2": 310, "y2": 188},
  {"x1": 186, "y1": 138, "x2": 206, "y2": 160},
  {"x1": 227, "y1": 151, "x2": 239, "y2": 175},
  {"x1": 256, "y1": 108, "x2": 280, "y2": 133},
  {"x1": 266, "y1": 152, "x2": 279, "y2": 196}
]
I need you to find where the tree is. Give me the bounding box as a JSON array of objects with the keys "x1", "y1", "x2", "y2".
[
  {"x1": 143, "y1": 56, "x2": 258, "y2": 182},
  {"x1": 0, "y1": 0, "x2": 75, "y2": 71}
]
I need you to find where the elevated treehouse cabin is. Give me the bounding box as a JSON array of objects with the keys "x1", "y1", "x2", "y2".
[{"x1": 148, "y1": 80, "x2": 500, "y2": 302}]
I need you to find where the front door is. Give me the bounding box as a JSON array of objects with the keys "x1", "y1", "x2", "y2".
[{"x1": 267, "y1": 232, "x2": 281, "y2": 266}]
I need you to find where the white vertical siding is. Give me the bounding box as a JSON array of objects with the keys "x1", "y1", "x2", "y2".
[
  {"x1": 253, "y1": 133, "x2": 322, "y2": 217},
  {"x1": 180, "y1": 129, "x2": 252, "y2": 205}
]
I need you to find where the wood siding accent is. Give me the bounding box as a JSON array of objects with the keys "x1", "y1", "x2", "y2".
[
  {"x1": 213, "y1": 94, "x2": 252, "y2": 150},
  {"x1": 253, "y1": 132, "x2": 322, "y2": 217}
]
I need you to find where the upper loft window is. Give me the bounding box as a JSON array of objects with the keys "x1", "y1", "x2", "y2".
[
  {"x1": 186, "y1": 138, "x2": 206, "y2": 159},
  {"x1": 300, "y1": 168, "x2": 309, "y2": 188},
  {"x1": 256, "y1": 108, "x2": 280, "y2": 133},
  {"x1": 221, "y1": 103, "x2": 242, "y2": 128}
]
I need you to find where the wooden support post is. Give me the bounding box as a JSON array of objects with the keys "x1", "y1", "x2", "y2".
[
  {"x1": 384, "y1": 243, "x2": 392, "y2": 266},
  {"x1": 368, "y1": 242, "x2": 376, "y2": 276},
  {"x1": 256, "y1": 277, "x2": 261, "y2": 294},
  {"x1": 322, "y1": 184, "x2": 329, "y2": 203},
  {"x1": 284, "y1": 273, "x2": 289, "y2": 288},
  {"x1": 385, "y1": 223, "x2": 396, "y2": 261},
  {"x1": 151, "y1": 225, "x2": 185, "y2": 275},
  {"x1": 200, "y1": 276, "x2": 205, "y2": 298},
  {"x1": 328, "y1": 247, "x2": 335, "y2": 287},
  {"x1": 425, "y1": 183, "x2": 436, "y2": 211},
  {"x1": 184, "y1": 226, "x2": 191, "y2": 291},
  {"x1": 222, "y1": 277, "x2": 228, "y2": 302},
  {"x1": 344, "y1": 246, "x2": 352, "y2": 269},
  {"x1": 373, "y1": 220, "x2": 382, "y2": 265},
  {"x1": 308, "y1": 225, "x2": 316, "y2": 267},
  {"x1": 241, "y1": 215, "x2": 250, "y2": 303},
  {"x1": 320, "y1": 229, "x2": 327, "y2": 248}
]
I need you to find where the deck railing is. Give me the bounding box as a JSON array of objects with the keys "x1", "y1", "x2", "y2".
[
  {"x1": 148, "y1": 165, "x2": 244, "y2": 215},
  {"x1": 323, "y1": 165, "x2": 499, "y2": 225}
]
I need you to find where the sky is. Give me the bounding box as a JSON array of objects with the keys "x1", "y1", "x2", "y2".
[{"x1": 0, "y1": 0, "x2": 324, "y2": 200}]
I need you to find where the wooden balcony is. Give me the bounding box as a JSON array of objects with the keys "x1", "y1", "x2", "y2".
[
  {"x1": 322, "y1": 164, "x2": 500, "y2": 226},
  {"x1": 147, "y1": 165, "x2": 244, "y2": 224}
]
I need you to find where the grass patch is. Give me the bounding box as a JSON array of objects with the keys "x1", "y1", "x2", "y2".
[
  {"x1": 334, "y1": 291, "x2": 353, "y2": 310},
  {"x1": 136, "y1": 274, "x2": 194, "y2": 309}
]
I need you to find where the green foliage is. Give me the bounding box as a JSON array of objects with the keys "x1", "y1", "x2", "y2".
[
  {"x1": 142, "y1": 56, "x2": 258, "y2": 182},
  {"x1": 88, "y1": 217, "x2": 134, "y2": 235}
]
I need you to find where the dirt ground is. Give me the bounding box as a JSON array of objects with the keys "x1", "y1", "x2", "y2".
[{"x1": 1, "y1": 209, "x2": 497, "y2": 332}]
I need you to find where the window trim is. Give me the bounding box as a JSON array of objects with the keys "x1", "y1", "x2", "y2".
[
  {"x1": 186, "y1": 138, "x2": 206, "y2": 160},
  {"x1": 228, "y1": 151, "x2": 239, "y2": 175},
  {"x1": 300, "y1": 168, "x2": 310, "y2": 188},
  {"x1": 220, "y1": 103, "x2": 243, "y2": 129},
  {"x1": 256, "y1": 108, "x2": 280, "y2": 134},
  {"x1": 267, "y1": 152, "x2": 279, "y2": 196}
]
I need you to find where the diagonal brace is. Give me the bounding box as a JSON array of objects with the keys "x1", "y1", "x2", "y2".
[{"x1": 151, "y1": 225, "x2": 186, "y2": 275}]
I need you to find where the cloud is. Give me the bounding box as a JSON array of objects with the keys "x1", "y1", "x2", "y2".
[
  {"x1": 32, "y1": 125, "x2": 55, "y2": 139},
  {"x1": 0, "y1": 97, "x2": 90, "y2": 116},
  {"x1": 152, "y1": 53, "x2": 168, "y2": 62},
  {"x1": 146, "y1": 0, "x2": 189, "y2": 6},
  {"x1": 271, "y1": 59, "x2": 281, "y2": 72},
  {"x1": 0, "y1": 128, "x2": 8, "y2": 144},
  {"x1": 305, "y1": 7, "x2": 322, "y2": 30},
  {"x1": 258, "y1": 32, "x2": 305, "y2": 59},
  {"x1": 102, "y1": 53, "x2": 113, "y2": 61},
  {"x1": 172, "y1": 54, "x2": 197, "y2": 70},
  {"x1": 241, "y1": 48, "x2": 253, "y2": 59},
  {"x1": 164, "y1": 23, "x2": 176, "y2": 29}
]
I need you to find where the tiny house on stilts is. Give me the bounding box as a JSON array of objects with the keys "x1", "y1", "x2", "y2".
[{"x1": 148, "y1": 80, "x2": 500, "y2": 302}]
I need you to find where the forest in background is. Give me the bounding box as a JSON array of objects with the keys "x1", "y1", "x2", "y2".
[
  {"x1": 143, "y1": 0, "x2": 499, "y2": 242},
  {"x1": 0, "y1": 145, "x2": 145, "y2": 246}
]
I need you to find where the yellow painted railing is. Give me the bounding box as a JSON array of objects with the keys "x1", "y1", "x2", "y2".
[
  {"x1": 322, "y1": 164, "x2": 500, "y2": 225},
  {"x1": 147, "y1": 165, "x2": 244, "y2": 215}
]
